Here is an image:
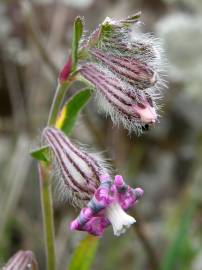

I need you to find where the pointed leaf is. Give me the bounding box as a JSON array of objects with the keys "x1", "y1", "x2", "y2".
[
  {"x1": 55, "y1": 88, "x2": 92, "y2": 135},
  {"x1": 30, "y1": 146, "x2": 50, "y2": 163},
  {"x1": 71, "y1": 16, "x2": 84, "y2": 71},
  {"x1": 68, "y1": 235, "x2": 99, "y2": 270}
]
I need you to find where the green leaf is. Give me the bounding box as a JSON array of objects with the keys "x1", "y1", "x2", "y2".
[
  {"x1": 55, "y1": 88, "x2": 92, "y2": 135},
  {"x1": 100, "y1": 23, "x2": 113, "y2": 39},
  {"x1": 30, "y1": 89, "x2": 91, "y2": 163},
  {"x1": 122, "y1": 12, "x2": 141, "y2": 23},
  {"x1": 71, "y1": 16, "x2": 84, "y2": 71},
  {"x1": 160, "y1": 204, "x2": 195, "y2": 270},
  {"x1": 68, "y1": 235, "x2": 99, "y2": 270},
  {"x1": 30, "y1": 145, "x2": 50, "y2": 163}
]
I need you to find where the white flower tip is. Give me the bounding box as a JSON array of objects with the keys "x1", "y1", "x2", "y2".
[
  {"x1": 114, "y1": 215, "x2": 136, "y2": 236},
  {"x1": 106, "y1": 202, "x2": 136, "y2": 237}
]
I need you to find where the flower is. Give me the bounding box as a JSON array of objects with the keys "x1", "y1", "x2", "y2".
[
  {"x1": 3, "y1": 250, "x2": 38, "y2": 270},
  {"x1": 78, "y1": 13, "x2": 166, "y2": 133},
  {"x1": 42, "y1": 127, "x2": 143, "y2": 236},
  {"x1": 70, "y1": 174, "x2": 144, "y2": 236}
]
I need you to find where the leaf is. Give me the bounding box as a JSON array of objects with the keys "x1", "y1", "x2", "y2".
[
  {"x1": 121, "y1": 12, "x2": 141, "y2": 24},
  {"x1": 55, "y1": 88, "x2": 92, "y2": 135},
  {"x1": 68, "y1": 235, "x2": 99, "y2": 270},
  {"x1": 30, "y1": 146, "x2": 50, "y2": 163},
  {"x1": 71, "y1": 16, "x2": 84, "y2": 71},
  {"x1": 30, "y1": 89, "x2": 91, "y2": 163},
  {"x1": 98, "y1": 23, "x2": 114, "y2": 42},
  {"x1": 160, "y1": 204, "x2": 195, "y2": 270}
]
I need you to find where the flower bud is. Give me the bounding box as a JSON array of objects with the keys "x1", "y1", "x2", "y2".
[
  {"x1": 3, "y1": 250, "x2": 38, "y2": 270},
  {"x1": 59, "y1": 56, "x2": 72, "y2": 83},
  {"x1": 42, "y1": 127, "x2": 109, "y2": 207},
  {"x1": 80, "y1": 64, "x2": 157, "y2": 133},
  {"x1": 90, "y1": 48, "x2": 157, "y2": 90}
]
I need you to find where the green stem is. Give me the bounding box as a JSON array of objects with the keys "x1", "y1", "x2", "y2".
[
  {"x1": 48, "y1": 81, "x2": 71, "y2": 126},
  {"x1": 39, "y1": 80, "x2": 72, "y2": 270},
  {"x1": 38, "y1": 163, "x2": 56, "y2": 270}
]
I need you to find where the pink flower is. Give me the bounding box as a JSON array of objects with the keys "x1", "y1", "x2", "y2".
[
  {"x1": 70, "y1": 175, "x2": 143, "y2": 236},
  {"x1": 42, "y1": 127, "x2": 143, "y2": 236}
]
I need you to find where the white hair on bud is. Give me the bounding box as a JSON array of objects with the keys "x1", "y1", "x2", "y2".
[
  {"x1": 47, "y1": 139, "x2": 111, "y2": 208},
  {"x1": 95, "y1": 90, "x2": 145, "y2": 135}
]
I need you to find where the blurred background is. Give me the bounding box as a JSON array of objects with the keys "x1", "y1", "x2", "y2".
[{"x1": 0, "y1": 0, "x2": 202, "y2": 269}]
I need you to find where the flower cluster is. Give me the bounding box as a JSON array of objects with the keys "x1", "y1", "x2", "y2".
[
  {"x1": 77, "y1": 13, "x2": 166, "y2": 134},
  {"x1": 43, "y1": 128, "x2": 143, "y2": 236},
  {"x1": 40, "y1": 13, "x2": 166, "y2": 237}
]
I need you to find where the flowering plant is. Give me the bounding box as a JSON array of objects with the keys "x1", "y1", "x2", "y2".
[{"x1": 3, "y1": 12, "x2": 165, "y2": 270}]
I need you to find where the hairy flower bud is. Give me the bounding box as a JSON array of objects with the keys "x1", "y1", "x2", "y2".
[
  {"x1": 80, "y1": 64, "x2": 157, "y2": 133},
  {"x1": 3, "y1": 250, "x2": 38, "y2": 270},
  {"x1": 78, "y1": 12, "x2": 166, "y2": 133},
  {"x1": 90, "y1": 48, "x2": 157, "y2": 90},
  {"x1": 42, "y1": 127, "x2": 108, "y2": 207},
  {"x1": 42, "y1": 127, "x2": 143, "y2": 236}
]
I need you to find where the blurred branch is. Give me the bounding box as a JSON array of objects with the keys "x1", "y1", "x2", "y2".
[
  {"x1": 21, "y1": 0, "x2": 58, "y2": 77},
  {"x1": 132, "y1": 210, "x2": 160, "y2": 270},
  {"x1": 48, "y1": 3, "x2": 68, "y2": 51},
  {"x1": 3, "y1": 57, "x2": 27, "y2": 131},
  {"x1": 0, "y1": 135, "x2": 31, "y2": 243}
]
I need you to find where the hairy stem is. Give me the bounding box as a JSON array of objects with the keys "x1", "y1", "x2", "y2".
[{"x1": 38, "y1": 163, "x2": 56, "y2": 270}]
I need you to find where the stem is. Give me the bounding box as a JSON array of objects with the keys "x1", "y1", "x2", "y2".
[
  {"x1": 38, "y1": 163, "x2": 56, "y2": 270},
  {"x1": 48, "y1": 81, "x2": 71, "y2": 126},
  {"x1": 39, "y1": 79, "x2": 72, "y2": 270}
]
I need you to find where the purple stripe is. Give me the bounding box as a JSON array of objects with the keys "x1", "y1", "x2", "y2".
[
  {"x1": 81, "y1": 67, "x2": 140, "y2": 119},
  {"x1": 84, "y1": 65, "x2": 133, "y2": 105},
  {"x1": 5, "y1": 252, "x2": 23, "y2": 269},
  {"x1": 56, "y1": 129, "x2": 102, "y2": 182},
  {"x1": 85, "y1": 65, "x2": 138, "y2": 100},
  {"x1": 91, "y1": 49, "x2": 154, "y2": 78},
  {"x1": 91, "y1": 49, "x2": 155, "y2": 88},
  {"x1": 45, "y1": 131, "x2": 91, "y2": 198},
  {"x1": 49, "y1": 129, "x2": 96, "y2": 192},
  {"x1": 81, "y1": 68, "x2": 134, "y2": 117},
  {"x1": 15, "y1": 255, "x2": 28, "y2": 270}
]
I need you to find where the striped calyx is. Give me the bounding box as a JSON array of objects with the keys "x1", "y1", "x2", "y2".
[
  {"x1": 90, "y1": 48, "x2": 157, "y2": 90},
  {"x1": 80, "y1": 64, "x2": 157, "y2": 133},
  {"x1": 42, "y1": 127, "x2": 109, "y2": 207},
  {"x1": 3, "y1": 250, "x2": 38, "y2": 270}
]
